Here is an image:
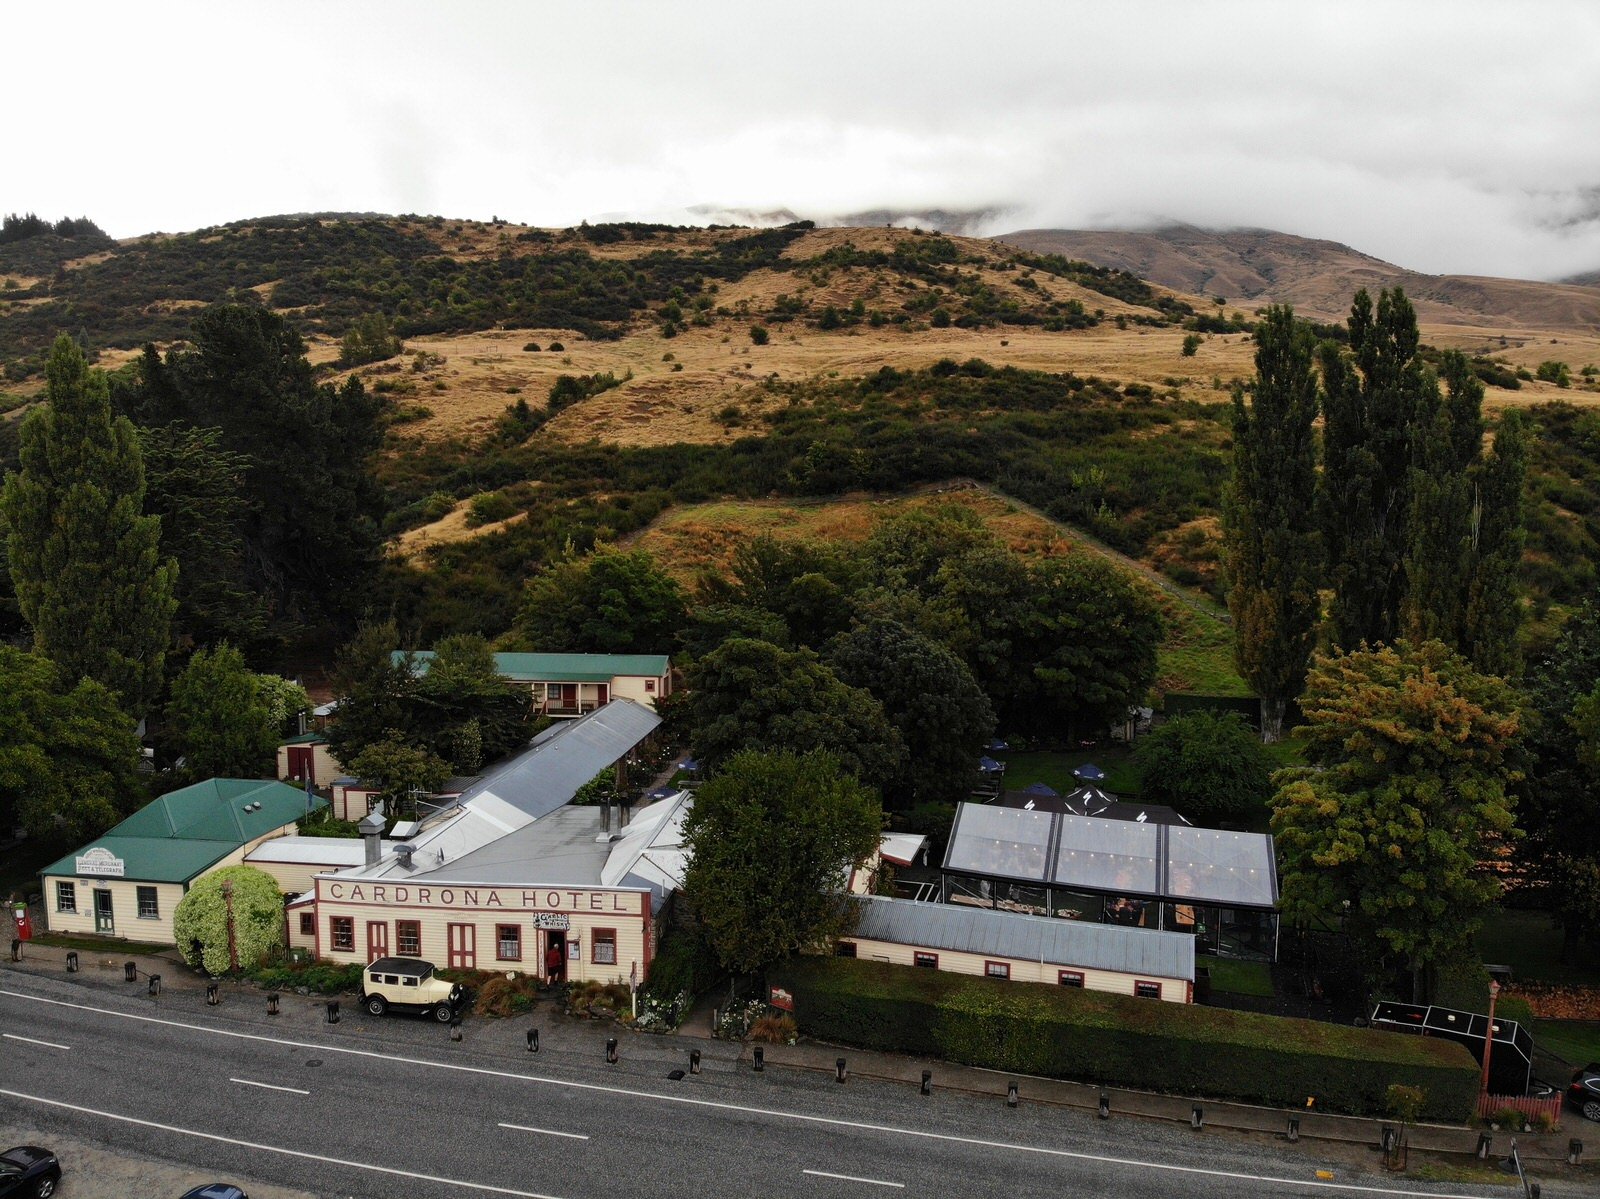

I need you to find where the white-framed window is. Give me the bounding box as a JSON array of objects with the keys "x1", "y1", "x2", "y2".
[
  {"x1": 1135, "y1": 980, "x2": 1162, "y2": 1000},
  {"x1": 136, "y1": 886, "x2": 159, "y2": 920},
  {"x1": 497, "y1": 924, "x2": 522, "y2": 961},
  {"x1": 56, "y1": 881, "x2": 76, "y2": 913},
  {"x1": 397, "y1": 920, "x2": 421, "y2": 956},
  {"x1": 1058, "y1": 970, "x2": 1085, "y2": 988},
  {"x1": 331, "y1": 916, "x2": 355, "y2": 951},
  {"x1": 592, "y1": 928, "x2": 617, "y2": 965}
]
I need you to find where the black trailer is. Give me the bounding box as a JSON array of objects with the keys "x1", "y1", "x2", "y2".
[{"x1": 1370, "y1": 1001, "x2": 1533, "y2": 1095}]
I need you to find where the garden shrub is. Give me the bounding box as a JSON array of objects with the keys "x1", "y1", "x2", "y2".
[
  {"x1": 250, "y1": 958, "x2": 364, "y2": 995},
  {"x1": 769, "y1": 957, "x2": 1478, "y2": 1120},
  {"x1": 174, "y1": 865, "x2": 287, "y2": 974}
]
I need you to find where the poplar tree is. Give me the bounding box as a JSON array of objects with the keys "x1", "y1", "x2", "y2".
[
  {"x1": 1223, "y1": 305, "x2": 1322, "y2": 741},
  {"x1": 1, "y1": 336, "x2": 176, "y2": 716},
  {"x1": 1318, "y1": 289, "x2": 1428, "y2": 650},
  {"x1": 1461, "y1": 410, "x2": 1527, "y2": 676}
]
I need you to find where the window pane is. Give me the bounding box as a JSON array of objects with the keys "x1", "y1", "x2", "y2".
[
  {"x1": 137, "y1": 886, "x2": 159, "y2": 919},
  {"x1": 57, "y1": 882, "x2": 76, "y2": 913},
  {"x1": 498, "y1": 926, "x2": 521, "y2": 960},
  {"x1": 397, "y1": 921, "x2": 420, "y2": 956},
  {"x1": 914, "y1": 952, "x2": 937, "y2": 968},
  {"x1": 594, "y1": 930, "x2": 616, "y2": 965},
  {"x1": 332, "y1": 918, "x2": 354, "y2": 950}
]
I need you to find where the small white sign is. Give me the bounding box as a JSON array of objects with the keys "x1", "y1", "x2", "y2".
[
  {"x1": 533, "y1": 913, "x2": 570, "y2": 930},
  {"x1": 76, "y1": 848, "x2": 125, "y2": 877}
]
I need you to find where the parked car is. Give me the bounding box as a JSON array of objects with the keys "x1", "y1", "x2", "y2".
[
  {"x1": 1568, "y1": 1062, "x2": 1600, "y2": 1122},
  {"x1": 179, "y1": 1187, "x2": 249, "y2": 1199},
  {"x1": 0, "y1": 1145, "x2": 60, "y2": 1198},
  {"x1": 359, "y1": 956, "x2": 465, "y2": 1022}
]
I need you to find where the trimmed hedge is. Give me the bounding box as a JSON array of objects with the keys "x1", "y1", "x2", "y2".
[{"x1": 769, "y1": 957, "x2": 1478, "y2": 1120}]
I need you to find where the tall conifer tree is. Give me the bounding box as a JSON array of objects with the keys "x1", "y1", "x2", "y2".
[
  {"x1": 1223, "y1": 305, "x2": 1322, "y2": 742},
  {"x1": 1461, "y1": 409, "x2": 1527, "y2": 676},
  {"x1": 1, "y1": 335, "x2": 176, "y2": 716}
]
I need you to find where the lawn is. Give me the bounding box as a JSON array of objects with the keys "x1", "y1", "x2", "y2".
[
  {"x1": 1478, "y1": 909, "x2": 1600, "y2": 986},
  {"x1": 1533, "y1": 1020, "x2": 1600, "y2": 1068},
  {"x1": 999, "y1": 748, "x2": 1140, "y2": 795},
  {"x1": 1200, "y1": 955, "x2": 1275, "y2": 997}
]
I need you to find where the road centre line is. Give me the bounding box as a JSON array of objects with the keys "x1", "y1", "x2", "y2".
[
  {"x1": 230, "y1": 1077, "x2": 310, "y2": 1095},
  {"x1": 0, "y1": 987, "x2": 1501, "y2": 1199},
  {"x1": 2, "y1": 1032, "x2": 70, "y2": 1050},
  {"x1": 803, "y1": 1168, "x2": 904, "y2": 1189},
  {"x1": 498, "y1": 1122, "x2": 589, "y2": 1140},
  {"x1": 0, "y1": 1087, "x2": 565, "y2": 1199}
]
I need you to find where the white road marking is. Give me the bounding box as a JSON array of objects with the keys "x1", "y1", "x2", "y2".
[
  {"x1": 498, "y1": 1122, "x2": 589, "y2": 1141},
  {"x1": 803, "y1": 1167, "x2": 904, "y2": 1188},
  {"x1": 0, "y1": 1087, "x2": 565, "y2": 1199},
  {"x1": 2, "y1": 1032, "x2": 69, "y2": 1050},
  {"x1": 230, "y1": 1077, "x2": 309, "y2": 1095},
  {"x1": 0, "y1": 987, "x2": 1501, "y2": 1199}
]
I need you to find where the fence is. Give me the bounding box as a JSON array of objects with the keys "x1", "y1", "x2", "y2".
[{"x1": 1475, "y1": 1092, "x2": 1563, "y2": 1126}]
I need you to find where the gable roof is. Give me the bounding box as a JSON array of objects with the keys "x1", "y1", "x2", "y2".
[{"x1": 397, "y1": 651, "x2": 670, "y2": 684}]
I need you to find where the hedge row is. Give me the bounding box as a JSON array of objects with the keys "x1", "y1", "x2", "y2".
[{"x1": 768, "y1": 957, "x2": 1478, "y2": 1120}]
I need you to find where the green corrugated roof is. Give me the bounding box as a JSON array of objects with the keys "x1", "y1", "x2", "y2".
[
  {"x1": 398, "y1": 651, "x2": 669, "y2": 683},
  {"x1": 40, "y1": 778, "x2": 327, "y2": 884},
  {"x1": 278, "y1": 731, "x2": 327, "y2": 746}
]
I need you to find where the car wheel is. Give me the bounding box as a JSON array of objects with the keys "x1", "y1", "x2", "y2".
[
  {"x1": 1584, "y1": 1098, "x2": 1600, "y2": 1122},
  {"x1": 365, "y1": 994, "x2": 387, "y2": 1017},
  {"x1": 35, "y1": 1175, "x2": 58, "y2": 1198},
  {"x1": 434, "y1": 1003, "x2": 455, "y2": 1024}
]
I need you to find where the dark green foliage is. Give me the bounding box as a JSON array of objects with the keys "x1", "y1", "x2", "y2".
[
  {"x1": 2, "y1": 336, "x2": 177, "y2": 716},
  {"x1": 1536, "y1": 360, "x2": 1570, "y2": 388},
  {"x1": 687, "y1": 639, "x2": 902, "y2": 789},
  {"x1": 1521, "y1": 403, "x2": 1600, "y2": 606},
  {"x1": 518, "y1": 545, "x2": 688, "y2": 654},
  {"x1": 683, "y1": 750, "x2": 882, "y2": 974},
  {"x1": 250, "y1": 958, "x2": 364, "y2": 994},
  {"x1": 166, "y1": 643, "x2": 280, "y2": 778},
  {"x1": 547, "y1": 371, "x2": 623, "y2": 413},
  {"x1": 825, "y1": 618, "x2": 995, "y2": 807},
  {"x1": 1133, "y1": 711, "x2": 1273, "y2": 825},
  {"x1": 1460, "y1": 409, "x2": 1527, "y2": 675},
  {"x1": 769, "y1": 957, "x2": 1478, "y2": 1120},
  {"x1": 1181, "y1": 333, "x2": 1201, "y2": 356},
  {"x1": 338, "y1": 311, "x2": 404, "y2": 367},
  {"x1": 0, "y1": 646, "x2": 144, "y2": 841},
  {"x1": 678, "y1": 603, "x2": 792, "y2": 659},
  {"x1": 640, "y1": 927, "x2": 724, "y2": 1001},
  {"x1": 1224, "y1": 305, "x2": 1321, "y2": 740}
]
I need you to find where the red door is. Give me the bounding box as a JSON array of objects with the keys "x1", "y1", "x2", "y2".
[
  {"x1": 447, "y1": 923, "x2": 476, "y2": 969},
  {"x1": 367, "y1": 921, "x2": 388, "y2": 962},
  {"x1": 287, "y1": 746, "x2": 315, "y2": 783}
]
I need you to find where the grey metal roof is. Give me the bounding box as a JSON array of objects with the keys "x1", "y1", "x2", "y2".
[
  {"x1": 850, "y1": 895, "x2": 1195, "y2": 981},
  {"x1": 423, "y1": 805, "x2": 615, "y2": 885},
  {"x1": 457, "y1": 698, "x2": 661, "y2": 822}
]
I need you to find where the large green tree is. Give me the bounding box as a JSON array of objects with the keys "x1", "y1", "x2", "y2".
[
  {"x1": 518, "y1": 545, "x2": 687, "y2": 654},
  {"x1": 825, "y1": 617, "x2": 995, "y2": 807},
  {"x1": 683, "y1": 749, "x2": 882, "y2": 974},
  {"x1": 1459, "y1": 410, "x2": 1527, "y2": 677},
  {"x1": 166, "y1": 642, "x2": 280, "y2": 778},
  {"x1": 2, "y1": 335, "x2": 176, "y2": 716},
  {"x1": 1134, "y1": 710, "x2": 1275, "y2": 826},
  {"x1": 173, "y1": 864, "x2": 286, "y2": 974},
  {"x1": 1223, "y1": 304, "x2": 1322, "y2": 741},
  {"x1": 1271, "y1": 640, "x2": 1521, "y2": 1000},
  {"x1": 0, "y1": 646, "x2": 144, "y2": 841},
  {"x1": 687, "y1": 638, "x2": 902, "y2": 789}
]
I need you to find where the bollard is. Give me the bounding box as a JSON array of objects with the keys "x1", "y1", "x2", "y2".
[
  {"x1": 1287, "y1": 1115, "x2": 1300, "y2": 1143},
  {"x1": 1568, "y1": 1139, "x2": 1582, "y2": 1166},
  {"x1": 753, "y1": 1046, "x2": 764, "y2": 1072},
  {"x1": 836, "y1": 1057, "x2": 847, "y2": 1084},
  {"x1": 1381, "y1": 1126, "x2": 1397, "y2": 1155},
  {"x1": 690, "y1": 1048, "x2": 701, "y2": 1075},
  {"x1": 206, "y1": 982, "x2": 220, "y2": 1006},
  {"x1": 1007, "y1": 1081, "x2": 1019, "y2": 1108},
  {"x1": 148, "y1": 974, "x2": 160, "y2": 996},
  {"x1": 267, "y1": 993, "x2": 280, "y2": 1016},
  {"x1": 1529, "y1": 1184, "x2": 1539, "y2": 1199},
  {"x1": 1191, "y1": 1105, "x2": 1203, "y2": 1130},
  {"x1": 1098, "y1": 1091, "x2": 1110, "y2": 1119},
  {"x1": 1476, "y1": 1133, "x2": 1491, "y2": 1161},
  {"x1": 326, "y1": 999, "x2": 340, "y2": 1024},
  {"x1": 606, "y1": 1037, "x2": 618, "y2": 1064},
  {"x1": 9, "y1": 938, "x2": 19, "y2": 962},
  {"x1": 920, "y1": 1069, "x2": 932, "y2": 1096},
  {"x1": 124, "y1": 960, "x2": 137, "y2": 982},
  {"x1": 66, "y1": 951, "x2": 78, "y2": 972},
  {"x1": 450, "y1": 1024, "x2": 462, "y2": 1043},
  {"x1": 526, "y1": 1028, "x2": 539, "y2": 1053}
]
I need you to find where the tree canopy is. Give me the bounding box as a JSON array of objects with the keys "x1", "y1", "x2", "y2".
[
  {"x1": 518, "y1": 545, "x2": 687, "y2": 654},
  {"x1": 1271, "y1": 640, "x2": 1522, "y2": 1000},
  {"x1": 682, "y1": 749, "x2": 882, "y2": 975},
  {"x1": 173, "y1": 864, "x2": 286, "y2": 974},
  {"x1": 166, "y1": 643, "x2": 282, "y2": 779},
  {"x1": 1133, "y1": 710, "x2": 1274, "y2": 826},
  {"x1": 2, "y1": 335, "x2": 177, "y2": 716}
]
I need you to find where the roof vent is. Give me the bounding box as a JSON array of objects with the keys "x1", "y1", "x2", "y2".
[{"x1": 394, "y1": 843, "x2": 415, "y2": 869}]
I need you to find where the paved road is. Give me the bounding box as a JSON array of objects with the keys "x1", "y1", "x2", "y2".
[{"x1": 0, "y1": 970, "x2": 1565, "y2": 1199}]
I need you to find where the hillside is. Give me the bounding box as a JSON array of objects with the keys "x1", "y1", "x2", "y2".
[{"x1": 998, "y1": 225, "x2": 1600, "y2": 334}]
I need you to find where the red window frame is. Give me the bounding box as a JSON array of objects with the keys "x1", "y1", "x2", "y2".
[
  {"x1": 447, "y1": 922, "x2": 476, "y2": 970},
  {"x1": 984, "y1": 960, "x2": 1010, "y2": 980},
  {"x1": 913, "y1": 951, "x2": 939, "y2": 969},
  {"x1": 330, "y1": 916, "x2": 354, "y2": 952},
  {"x1": 644, "y1": 678, "x2": 656, "y2": 693},
  {"x1": 298, "y1": 912, "x2": 314, "y2": 936},
  {"x1": 1134, "y1": 980, "x2": 1162, "y2": 999},
  {"x1": 591, "y1": 927, "x2": 617, "y2": 965},
  {"x1": 396, "y1": 920, "x2": 421, "y2": 957},
  {"x1": 1058, "y1": 970, "x2": 1085, "y2": 987},
  {"x1": 835, "y1": 941, "x2": 857, "y2": 958},
  {"x1": 497, "y1": 924, "x2": 523, "y2": 961}
]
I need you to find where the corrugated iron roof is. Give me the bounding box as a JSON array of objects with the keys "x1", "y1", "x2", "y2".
[
  {"x1": 397, "y1": 651, "x2": 670, "y2": 682},
  {"x1": 851, "y1": 894, "x2": 1195, "y2": 980}
]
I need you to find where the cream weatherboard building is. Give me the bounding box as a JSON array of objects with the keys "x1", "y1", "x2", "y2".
[
  {"x1": 38, "y1": 779, "x2": 322, "y2": 944},
  {"x1": 396, "y1": 651, "x2": 673, "y2": 718}
]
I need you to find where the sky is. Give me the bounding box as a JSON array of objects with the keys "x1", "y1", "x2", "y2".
[{"x1": 13, "y1": 1, "x2": 1600, "y2": 280}]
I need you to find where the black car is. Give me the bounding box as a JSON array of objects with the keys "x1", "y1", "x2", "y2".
[
  {"x1": 0, "y1": 1146, "x2": 60, "y2": 1198},
  {"x1": 179, "y1": 1186, "x2": 249, "y2": 1199},
  {"x1": 1569, "y1": 1062, "x2": 1600, "y2": 1123}
]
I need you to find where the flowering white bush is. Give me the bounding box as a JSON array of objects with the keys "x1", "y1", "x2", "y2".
[{"x1": 173, "y1": 865, "x2": 285, "y2": 974}]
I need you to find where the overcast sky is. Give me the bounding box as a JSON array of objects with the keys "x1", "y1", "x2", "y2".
[{"x1": 13, "y1": 1, "x2": 1600, "y2": 280}]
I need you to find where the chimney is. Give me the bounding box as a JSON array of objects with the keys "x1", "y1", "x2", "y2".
[
  {"x1": 600, "y1": 799, "x2": 611, "y2": 833},
  {"x1": 358, "y1": 807, "x2": 386, "y2": 867},
  {"x1": 619, "y1": 800, "x2": 630, "y2": 829},
  {"x1": 395, "y1": 844, "x2": 416, "y2": 870}
]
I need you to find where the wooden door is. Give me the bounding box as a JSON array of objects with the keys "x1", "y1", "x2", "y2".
[
  {"x1": 93, "y1": 889, "x2": 114, "y2": 933},
  {"x1": 367, "y1": 920, "x2": 388, "y2": 962},
  {"x1": 287, "y1": 746, "x2": 315, "y2": 783},
  {"x1": 447, "y1": 922, "x2": 476, "y2": 969}
]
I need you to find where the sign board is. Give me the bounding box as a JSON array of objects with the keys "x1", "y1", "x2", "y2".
[
  {"x1": 533, "y1": 913, "x2": 570, "y2": 930},
  {"x1": 768, "y1": 985, "x2": 795, "y2": 1012},
  {"x1": 75, "y1": 848, "x2": 125, "y2": 877}
]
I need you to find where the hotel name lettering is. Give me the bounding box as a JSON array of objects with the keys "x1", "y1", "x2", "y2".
[{"x1": 322, "y1": 881, "x2": 640, "y2": 914}]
